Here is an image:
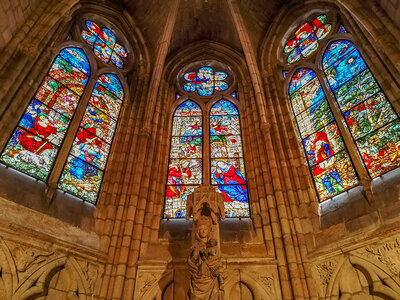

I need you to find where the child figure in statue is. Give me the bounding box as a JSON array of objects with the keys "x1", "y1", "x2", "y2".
[{"x1": 187, "y1": 217, "x2": 223, "y2": 300}]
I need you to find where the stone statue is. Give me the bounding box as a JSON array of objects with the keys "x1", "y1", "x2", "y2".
[
  {"x1": 187, "y1": 216, "x2": 224, "y2": 300},
  {"x1": 186, "y1": 185, "x2": 225, "y2": 300}
]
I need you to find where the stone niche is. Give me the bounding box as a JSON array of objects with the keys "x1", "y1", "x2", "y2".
[
  {"x1": 310, "y1": 233, "x2": 400, "y2": 299},
  {"x1": 135, "y1": 186, "x2": 282, "y2": 300}
]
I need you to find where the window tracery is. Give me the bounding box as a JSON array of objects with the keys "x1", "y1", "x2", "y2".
[
  {"x1": 164, "y1": 94, "x2": 249, "y2": 218},
  {"x1": 283, "y1": 14, "x2": 400, "y2": 202},
  {"x1": 0, "y1": 17, "x2": 130, "y2": 205},
  {"x1": 0, "y1": 47, "x2": 90, "y2": 181}
]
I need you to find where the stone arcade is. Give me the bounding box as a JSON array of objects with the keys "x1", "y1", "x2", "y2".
[{"x1": 0, "y1": 0, "x2": 400, "y2": 299}]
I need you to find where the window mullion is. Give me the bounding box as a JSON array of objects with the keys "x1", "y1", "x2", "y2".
[
  {"x1": 316, "y1": 69, "x2": 374, "y2": 201},
  {"x1": 204, "y1": 105, "x2": 210, "y2": 184},
  {"x1": 44, "y1": 76, "x2": 98, "y2": 205}
]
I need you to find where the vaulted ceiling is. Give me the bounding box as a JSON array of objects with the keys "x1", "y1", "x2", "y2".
[{"x1": 121, "y1": 0, "x2": 288, "y2": 59}]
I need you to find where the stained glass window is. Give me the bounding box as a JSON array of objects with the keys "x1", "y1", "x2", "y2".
[
  {"x1": 183, "y1": 67, "x2": 228, "y2": 96},
  {"x1": 210, "y1": 100, "x2": 249, "y2": 217},
  {"x1": 338, "y1": 25, "x2": 347, "y2": 33},
  {"x1": 284, "y1": 15, "x2": 332, "y2": 64},
  {"x1": 322, "y1": 40, "x2": 400, "y2": 178},
  {"x1": 289, "y1": 68, "x2": 359, "y2": 201},
  {"x1": 164, "y1": 101, "x2": 203, "y2": 218},
  {"x1": 0, "y1": 47, "x2": 90, "y2": 181},
  {"x1": 231, "y1": 91, "x2": 237, "y2": 98},
  {"x1": 58, "y1": 74, "x2": 124, "y2": 203},
  {"x1": 176, "y1": 93, "x2": 181, "y2": 100},
  {"x1": 81, "y1": 20, "x2": 127, "y2": 69}
]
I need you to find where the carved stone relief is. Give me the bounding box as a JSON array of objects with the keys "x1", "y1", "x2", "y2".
[{"x1": 0, "y1": 236, "x2": 104, "y2": 299}]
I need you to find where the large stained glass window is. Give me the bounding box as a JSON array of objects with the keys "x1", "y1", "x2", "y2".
[
  {"x1": 322, "y1": 40, "x2": 400, "y2": 178},
  {"x1": 284, "y1": 15, "x2": 332, "y2": 64},
  {"x1": 81, "y1": 20, "x2": 127, "y2": 69},
  {"x1": 58, "y1": 74, "x2": 124, "y2": 204},
  {"x1": 210, "y1": 100, "x2": 249, "y2": 217},
  {"x1": 0, "y1": 47, "x2": 90, "y2": 181},
  {"x1": 183, "y1": 67, "x2": 228, "y2": 96},
  {"x1": 164, "y1": 101, "x2": 203, "y2": 218},
  {"x1": 289, "y1": 68, "x2": 359, "y2": 201}
]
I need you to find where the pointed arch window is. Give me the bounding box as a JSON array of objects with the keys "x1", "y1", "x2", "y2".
[
  {"x1": 0, "y1": 47, "x2": 90, "y2": 181},
  {"x1": 289, "y1": 69, "x2": 358, "y2": 201},
  {"x1": 210, "y1": 100, "x2": 249, "y2": 217},
  {"x1": 58, "y1": 74, "x2": 124, "y2": 203},
  {"x1": 164, "y1": 100, "x2": 203, "y2": 218},
  {"x1": 283, "y1": 15, "x2": 400, "y2": 202},
  {"x1": 322, "y1": 40, "x2": 400, "y2": 178},
  {"x1": 0, "y1": 18, "x2": 131, "y2": 205},
  {"x1": 164, "y1": 98, "x2": 250, "y2": 219}
]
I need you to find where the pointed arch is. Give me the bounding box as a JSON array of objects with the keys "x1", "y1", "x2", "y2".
[
  {"x1": 0, "y1": 47, "x2": 90, "y2": 181},
  {"x1": 164, "y1": 100, "x2": 203, "y2": 218},
  {"x1": 210, "y1": 99, "x2": 249, "y2": 217},
  {"x1": 322, "y1": 40, "x2": 400, "y2": 178},
  {"x1": 58, "y1": 73, "x2": 124, "y2": 204},
  {"x1": 288, "y1": 68, "x2": 358, "y2": 201}
]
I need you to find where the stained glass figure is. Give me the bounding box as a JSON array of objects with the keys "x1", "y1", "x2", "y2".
[
  {"x1": 183, "y1": 67, "x2": 229, "y2": 96},
  {"x1": 58, "y1": 74, "x2": 124, "y2": 203},
  {"x1": 81, "y1": 20, "x2": 127, "y2": 69},
  {"x1": 0, "y1": 48, "x2": 89, "y2": 181},
  {"x1": 164, "y1": 100, "x2": 203, "y2": 218},
  {"x1": 285, "y1": 15, "x2": 332, "y2": 64},
  {"x1": 289, "y1": 68, "x2": 359, "y2": 201},
  {"x1": 322, "y1": 40, "x2": 400, "y2": 178},
  {"x1": 210, "y1": 100, "x2": 249, "y2": 217}
]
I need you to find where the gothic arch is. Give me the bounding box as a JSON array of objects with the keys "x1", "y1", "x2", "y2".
[{"x1": 325, "y1": 255, "x2": 400, "y2": 299}]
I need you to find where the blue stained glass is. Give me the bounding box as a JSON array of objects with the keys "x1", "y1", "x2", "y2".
[
  {"x1": 325, "y1": 48, "x2": 367, "y2": 90},
  {"x1": 338, "y1": 25, "x2": 347, "y2": 33},
  {"x1": 288, "y1": 47, "x2": 301, "y2": 64},
  {"x1": 322, "y1": 40, "x2": 354, "y2": 70},
  {"x1": 210, "y1": 99, "x2": 239, "y2": 115},
  {"x1": 197, "y1": 86, "x2": 214, "y2": 96},
  {"x1": 98, "y1": 74, "x2": 124, "y2": 99},
  {"x1": 175, "y1": 100, "x2": 202, "y2": 116},
  {"x1": 176, "y1": 93, "x2": 181, "y2": 100},
  {"x1": 100, "y1": 28, "x2": 116, "y2": 47},
  {"x1": 289, "y1": 68, "x2": 316, "y2": 94},
  {"x1": 184, "y1": 82, "x2": 196, "y2": 92},
  {"x1": 183, "y1": 67, "x2": 229, "y2": 96},
  {"x1": 81, "y1": 31, "x2": 96, "y2": 45},
  {"x1": 59, "y1": 48, "x2": 90, "y2": 75},
  {"x1": 323, "y1": 39, "x2": 400, "y2": 178}
]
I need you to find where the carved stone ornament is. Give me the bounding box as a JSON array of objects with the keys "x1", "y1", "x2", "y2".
[{"x1": 186, "y1": 185, "x2": 225, "y2": 300}]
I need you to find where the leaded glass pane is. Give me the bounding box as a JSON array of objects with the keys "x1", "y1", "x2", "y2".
[
  {"x1": 285, "y1": 14, "x2": 332, "y2": 63},
  {"x1": 164, "y1": 100, "x2": 203, "y2": 218},
  {"x1": 210, "y1": 99, "x2": 249, "y2": 217},
  {"x1": 0, "y1": 47, "x2": 89, "y2": 181},
  {"x1": 323, "y1": 40, "x2": 400, "y2": 178},
  {"x1": 289, "y1": 68, "x2": 358, "y2": 201},
  {"x1": 81, "y1": 20, "x2": 127, "y2": 69},
  {"x1": 183, "y1": 67, "x2": 229, "y2": 96},
  {"x1": 58, "y1": 74, "x2": 124, "y2": 203}
]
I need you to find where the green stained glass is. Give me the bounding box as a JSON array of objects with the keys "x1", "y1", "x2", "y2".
[
  {"x1": 164, "y1": 100, "x2": 203, "y2": 218},
  {"x1": 323, "y1": 40, "x2": 400, "y2": 178},
  {"x1": 0, "y1": 48, "x2": 89, "y2": 181},
  {"x1": 58, "y1": 74, "x2": 124, "y2": 204},
  {"x1": 289, "y1": 68, "x2": 358, "y2": 201},
  {"x1": 312, "y1": 151, "x2": 358, "y2": 201}
]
